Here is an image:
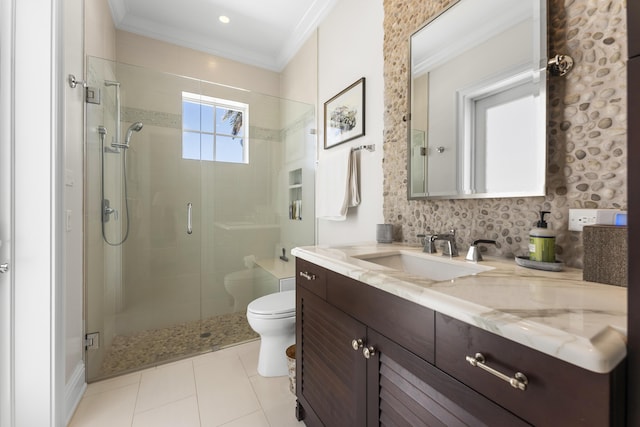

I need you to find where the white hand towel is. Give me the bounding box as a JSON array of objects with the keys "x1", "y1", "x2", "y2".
[
  {"x1": 346, "y1": 149, "x2": 360, "y2": 208},
  {"x1": 317, "y1": 148, "x2": 360, "y2": 220}
]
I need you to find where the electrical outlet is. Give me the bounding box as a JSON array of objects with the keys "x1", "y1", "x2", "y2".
[{"x1": 568, "y1": 209, "x2": 621, "y2": 231}]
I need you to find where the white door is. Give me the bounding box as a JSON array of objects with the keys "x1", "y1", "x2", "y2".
[{"x1": 1, "y1": 1, "x2": 64, "y2": 426}]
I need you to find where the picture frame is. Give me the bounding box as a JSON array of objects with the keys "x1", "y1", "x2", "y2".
[{"x1": 324, "y1": 77, "x2": 365, "y2": 149}]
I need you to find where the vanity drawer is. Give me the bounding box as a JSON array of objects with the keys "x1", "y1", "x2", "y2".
[
  {"x1": 327, "y1": 270, "x2": 435, "y2": 364},
  {"x1": 296, "y1": 258, "x2": 327, "y2": 299},
  {"x1": 435, "y1": 313, "x2": 625, "y2": 426}
]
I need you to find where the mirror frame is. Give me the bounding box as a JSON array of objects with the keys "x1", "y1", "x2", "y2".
[{"x1": 407, "y1": 0, "x2": 548, "y2": 200}]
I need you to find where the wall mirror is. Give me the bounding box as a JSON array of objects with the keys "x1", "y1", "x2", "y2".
[{"x1": 408, "y1": 0, "x2": 547, "y2": 199}]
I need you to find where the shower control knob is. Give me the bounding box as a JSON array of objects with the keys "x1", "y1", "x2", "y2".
[
  {"x1": 104, "y1": 206, "x2": 118, "y2": 221},
  {"x1": 351, "y1": 339, "x2": 363, "y2": 351},
  {"x1": 0, "y1": 263, "x2": 8, "y2": 274}
]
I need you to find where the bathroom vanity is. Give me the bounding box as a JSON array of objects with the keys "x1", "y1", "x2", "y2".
[{"x1": 292, "y1": 244, "x2": 627, "y2": 426}]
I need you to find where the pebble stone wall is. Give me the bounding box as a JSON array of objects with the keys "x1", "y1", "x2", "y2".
[{"x1": 382, "y1": 0, "x2": 627, "y2": 268}]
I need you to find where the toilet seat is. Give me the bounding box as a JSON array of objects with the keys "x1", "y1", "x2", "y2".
[{"x1": 247, "y1": 290, "x2": 295, "y2": 319}]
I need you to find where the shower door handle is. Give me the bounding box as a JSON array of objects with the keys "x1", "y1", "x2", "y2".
[{"x1": 186, "y1": 203, "x2": 193, "y2": 235}]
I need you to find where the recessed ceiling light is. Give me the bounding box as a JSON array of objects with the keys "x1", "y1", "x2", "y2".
[{"x1": 219, "y1": 15, "x2": 230, "y2": 24}]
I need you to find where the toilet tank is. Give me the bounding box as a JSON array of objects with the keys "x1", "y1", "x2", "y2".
[{"x1": 280, "y1": 277, "x2": 295, "y2": 292}]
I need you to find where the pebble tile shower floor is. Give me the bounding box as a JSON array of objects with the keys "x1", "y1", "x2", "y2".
[{"x1": 101, "y1": 311, "x2": 259, "y2": 377}]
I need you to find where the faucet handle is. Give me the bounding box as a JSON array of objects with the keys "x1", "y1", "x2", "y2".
[
  {"x1": 437, "y1": 230, "x2": 458, "y2": 257},
  {"x1": 473, "y1": 239, "x2": 496, "y2": 246},
  {"x1": 417, "y1": 234, "x2": 437, "y2": 253}
]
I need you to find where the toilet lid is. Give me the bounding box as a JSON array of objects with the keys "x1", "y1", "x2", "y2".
[{"x1": 247, "y1": 290, "x2": 295, "y2": 316}]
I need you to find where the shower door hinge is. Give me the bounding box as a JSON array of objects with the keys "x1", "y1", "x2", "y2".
[
  {"x1": 85, "y1": 332, "x2": 100, "y2": 350},
  {"x1": 85, "y1": 86, "x2": 101, "y2": 104}
]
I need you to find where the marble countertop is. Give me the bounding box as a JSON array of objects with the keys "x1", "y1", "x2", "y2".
[{"x1": 291, "y1": 243, "x2": 627, "y2": 374}]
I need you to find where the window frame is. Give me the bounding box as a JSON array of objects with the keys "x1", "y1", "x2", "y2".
[
  {"x1": 181, "y1": 91, "x2": 249, "y2": 164},
  {"x1": 455, "y1": 64, "x2": 538, "y2": 194}
]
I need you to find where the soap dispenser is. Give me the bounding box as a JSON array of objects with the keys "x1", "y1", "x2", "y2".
[{"x1": 529, "y1": 211, "x2": 555, "y2": 263}]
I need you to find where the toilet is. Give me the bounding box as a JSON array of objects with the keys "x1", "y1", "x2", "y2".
[{"x1": 246, "y1": 289, "x2": 296, "y2": 377}]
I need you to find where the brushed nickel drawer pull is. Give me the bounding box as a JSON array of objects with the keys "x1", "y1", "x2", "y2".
[
  {"x1": 299, "y1": 271, "x2": 316, "y2": 281},
  {"x1": 465, "y1": 353, "x2": 528, "y2": 391}
]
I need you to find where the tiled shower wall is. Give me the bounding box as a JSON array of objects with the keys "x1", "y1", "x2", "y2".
[{"x1": 382, "y1": 0, "x2": 627, "y2": 268}]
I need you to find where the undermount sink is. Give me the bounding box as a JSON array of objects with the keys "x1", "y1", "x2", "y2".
[{"x1": 353, "y1": 251, "x2": 494, "y2": 281}]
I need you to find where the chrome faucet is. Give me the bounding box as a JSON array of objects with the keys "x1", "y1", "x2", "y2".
[
  {"x1": 417, "y1": 234, "x2": 437, "y2": 253},
  {"x1": 465, "y1": 239, "x2": 497, "y2": 262},
  {"x1": 434, "y1": 230, "x2": 459, "y2": 257},
  {"x1": 417, "y1": 229, "x2": 458, "y2": 257}
]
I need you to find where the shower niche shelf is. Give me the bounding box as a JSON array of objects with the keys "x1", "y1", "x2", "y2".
[{"x1": 289, "y1": 169, "x2": 302, "y2": 221}]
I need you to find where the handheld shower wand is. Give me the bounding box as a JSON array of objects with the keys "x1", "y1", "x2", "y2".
[
  {"x1": 113, "y1": 122, "x2": 143, "y2": 149},
  {"x1": 124, "y1": 122, "x2": 144, "y2": 146}
]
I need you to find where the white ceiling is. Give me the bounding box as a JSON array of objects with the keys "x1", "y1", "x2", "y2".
[{"x1": 107, "y1": 0, "x2": 338, "y2": 72}]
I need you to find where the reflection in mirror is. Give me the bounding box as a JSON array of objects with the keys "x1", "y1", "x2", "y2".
[{"x1": 408, "y1": 0, "x2": 547, "y2": 199}]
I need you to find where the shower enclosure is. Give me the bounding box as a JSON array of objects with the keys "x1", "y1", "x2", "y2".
[{"x1": 84, "y1": 57, "x2": 315, "y2": 382}]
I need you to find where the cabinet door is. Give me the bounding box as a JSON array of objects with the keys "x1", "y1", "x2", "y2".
[
  {"x1": 366, "y1": 329, "x2": 530, "y2": 427},
  {"x1": 296, "y1": 287, "x2": 367, "y2": 426}
]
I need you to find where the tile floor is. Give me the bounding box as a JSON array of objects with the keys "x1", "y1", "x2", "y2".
[{"x1": 68, "y1": 340, "x2": 305, "y2": 427}]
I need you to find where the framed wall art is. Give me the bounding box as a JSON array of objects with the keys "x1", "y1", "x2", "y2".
[{"x1": 324, "y1": 77, "x2": 365, "y2": 149}]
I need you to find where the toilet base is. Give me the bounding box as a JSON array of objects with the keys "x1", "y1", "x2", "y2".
[
  {"x1": 257, "y1": 334, "x2": 295, "y2": 377},
  {"x1": 246, "y1": 290, "x2": 296, "y2": 377}
]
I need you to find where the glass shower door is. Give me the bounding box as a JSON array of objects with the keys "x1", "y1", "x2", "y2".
[
  {"x1": 85, "y1": 57, "x2": 316, "y2": 382},
  {"x1": 85, "y1": 58, "x2": 207, "y2": 380}
]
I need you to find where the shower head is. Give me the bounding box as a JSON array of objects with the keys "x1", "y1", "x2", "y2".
[{"x1": 124, "y1": 122, "x2": 143, "y2": 146}]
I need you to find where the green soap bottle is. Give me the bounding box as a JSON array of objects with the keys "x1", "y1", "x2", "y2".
[{"x1": 528, "y1": 211, "x2": 556, "y2": 263}]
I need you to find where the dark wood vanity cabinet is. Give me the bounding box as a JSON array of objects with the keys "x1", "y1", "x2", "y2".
[
  {"x1": 296, "y1": 260, "x2": 626, "y2": 426},
  {"x1": 296, "y1": 260, "x2": 527, "y2": 426}
]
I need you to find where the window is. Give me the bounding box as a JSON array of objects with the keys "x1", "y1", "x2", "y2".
[
  {"x1": 182, "y1": 92, "x2": 248, "y2": 163},
  {"x1": 456, "y1": 66, "x2": 541, "y2": 194}
]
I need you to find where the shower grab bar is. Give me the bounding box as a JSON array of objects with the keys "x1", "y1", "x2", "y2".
[{"x1": 187, "y1": 203, "x2": 193, "y2": 234}]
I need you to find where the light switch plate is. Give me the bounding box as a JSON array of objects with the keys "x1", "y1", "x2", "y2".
[
  {"x1": 65, "y1": 210, "x2": 72, "y2": 232},
  {"x1": 65, "y1": 169, "x2": 74, "y2": 187}
]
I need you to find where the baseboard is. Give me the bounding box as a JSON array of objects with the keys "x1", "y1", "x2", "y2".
[{"x1": 65, "y1": 361, "x2": 87, "y2": 425}]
